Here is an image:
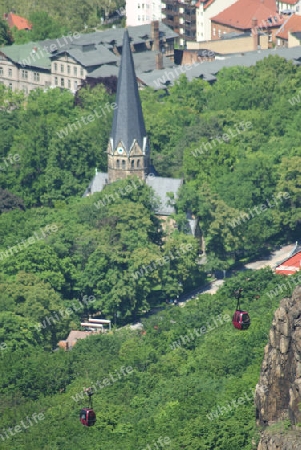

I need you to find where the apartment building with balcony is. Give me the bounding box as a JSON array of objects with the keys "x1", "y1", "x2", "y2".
[
  {"x1": 126, "y1": 0, "x2": 164, "y2": 26},
  {"x1": 162, "y1": 0, "x2": 240, "y2": 45},
  {"x1": 162, "y1": 0, "x2": 197, "y2": 45}
]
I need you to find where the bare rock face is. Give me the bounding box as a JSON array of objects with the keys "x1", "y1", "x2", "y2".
[
  {"x1": 257, "y1": 430, "x2": 301, "y2": 450},
  {"x1": 255, "y1": 286, "x2": 301, "y2": 450}
]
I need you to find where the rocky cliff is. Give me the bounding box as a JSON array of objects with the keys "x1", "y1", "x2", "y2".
[{"x1": 255, "y1": 285, "x2": 301, "y2": 450}]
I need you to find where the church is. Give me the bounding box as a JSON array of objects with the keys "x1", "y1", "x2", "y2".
[{"x1": 84, "y1": 30, "x2": 196, "y2": 234}]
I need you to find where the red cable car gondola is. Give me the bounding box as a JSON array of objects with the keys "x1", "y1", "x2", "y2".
[
  {"x1": 80, "y1": 388, "x2": 96, "y2": 427},
  {"x1": 232, "y1": 288, "x2": 251, "y2": 330}
]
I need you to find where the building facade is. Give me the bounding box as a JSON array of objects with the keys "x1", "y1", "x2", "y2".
[
  {"x1": 210, "y1": 0, "x2": 284, "y2": 47},
  {"x1": 276, "y1": 0, "x2": 300, "y2": 13},
  {"x1": 162, "y1": 0, "x2": 241, "y2": 45},
  {"x1": 196, "y1": 0, "x2": 239, "y2": 42},
  {"x1": 0, "y1": 23, "x2": 177, "y2": 94},
  {"x1": 126, "y1": 0, "x2": 164, "y2": 26},
  {"x1": 162, "y1": 0, "x2": 197, "y2": 45}
]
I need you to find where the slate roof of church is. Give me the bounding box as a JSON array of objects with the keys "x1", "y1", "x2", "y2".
[
  {"x1": 83, "y1": 31, "x2": 182, "y2": 216},
  {"x1": 146, "y1": 175, "x2": 183, "y2": 216},
  {"x1": 84, "y1": 172, "x2": 109, "y2": 196},
  {"x1": 110, "y1": 30, "x2": 147, "y2": 154}
]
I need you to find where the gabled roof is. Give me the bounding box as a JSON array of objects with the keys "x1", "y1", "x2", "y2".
[
  {"x1": 84, "y1": 172, "x2": 109, "y2": 196},
  {"x1": 146, "y1": 175, "x2": 183, "y2": 215},
  {"x1": 211, "y1": 0, "x2": 283, "y2": 30},
  {"x1": 276, "y1": 13, "x2": 301, "y2": 39},
  {"x1": 110, "y1": 30, "x2": 147, "y2": 154},
  {"x1": 4, "y1": 12, "x2": 32, "y2": 30},
  {"x1": 275, "y1": 251, "x2": 301, "y2": 275},
  {"x1": 83, "y1": 173, "x2": 183, "y2": 216},
  {"x1": 52, "y1": 45, "x2": 119, "y2": 67},
  {"x1": 0, "y1": 42, "x2": 51, "y2": 69}
]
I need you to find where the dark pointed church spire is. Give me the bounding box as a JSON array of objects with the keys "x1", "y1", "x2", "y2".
[{"x1": 110, "y1": 30, "x2": 147, "y2": 154}]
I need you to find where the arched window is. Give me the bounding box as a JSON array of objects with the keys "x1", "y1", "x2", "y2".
[
  {"x1": 137, "y1": 159, "x2": 140, "y2": 168},
  {"x1": 122, "y1": 160, "x2": 126, "y2": 169},
  {"x1": 131, "y1": 159, "x2": 134, "y2": 168},
  {"x1": 117, "y1": 159, "x2": 120, "y2": 168}
]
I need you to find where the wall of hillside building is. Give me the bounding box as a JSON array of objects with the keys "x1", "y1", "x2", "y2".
[
  {"x1": 126, "y1": 0, "x2": 162, "y2": 27},
  {"x1": 277, "y1": 0, "x2": 301, "y2": 14},
  {"x1": 51, "y1": 55, "x2": 85, "y2": 92},
  {"x1": 288, "y1": 31, "x2": 301, "y2": 48},
  {"x1": 186, "y1": 34, "x2": 269, "y2": 54},
  {"x1": 211, "y1": 22, "x2": 280, "y2": 47},
  {"x1": 0, "y1": 56, "x2": 51, "y2": 93},
  {"x1": 196, "y1": 0, "x2": 239, "y2": 42},
  {"x1": 0, "y1": 52, "x2": 85, "y2": 94}
]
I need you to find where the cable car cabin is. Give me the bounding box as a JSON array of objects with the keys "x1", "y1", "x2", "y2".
[
  {"x1": 232, "y1": 310, "x2": 250, "y2": 330},
  {"x1": 80, "y1": 408, "x2": 96, "y2": 427}
]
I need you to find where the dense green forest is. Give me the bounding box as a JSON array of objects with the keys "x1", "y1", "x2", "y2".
[
  {"x1": 0, "y1": 0, "x2": 125, "y2": 40},
  {"x1": 0, "y1": 269, "x2": 299, "y2": 449},
  {"x1": 0, "y1": 55, "x2": 301, "y2": 448}
]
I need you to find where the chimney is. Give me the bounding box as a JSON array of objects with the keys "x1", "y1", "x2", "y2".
[
  {"x1": 252, "y1": 17, "x2": 258, "y2": 50},
  {"x1": 156, "y1": 52, "x2": 163, "y2": 70},
  {"x1": 151, "y1": 20, "x2": 160, "y2": 51}
]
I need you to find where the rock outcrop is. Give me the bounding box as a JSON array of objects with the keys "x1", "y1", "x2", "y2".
[
  {"x1": 255, "y1": 285, "x2": 301, "y2": 450},
  {"x1": 257, "y1": 430, "x2": 301, "y2": 450}
]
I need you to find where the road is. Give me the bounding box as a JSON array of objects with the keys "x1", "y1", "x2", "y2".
[{"x1": 178, "y1": 243, "x2": 295, "y2": 306}]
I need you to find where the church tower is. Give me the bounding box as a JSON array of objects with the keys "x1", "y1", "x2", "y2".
[{"x1": 107, "y1": 30, "x2": 150, "y2": 183}]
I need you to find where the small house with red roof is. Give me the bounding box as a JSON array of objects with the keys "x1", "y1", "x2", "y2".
[
  {"x1": 210, "y1": 0, "x2": 284, "y2": 46},
  {"x1": 3, "y1": 12, "x2": 32, "y2": 31},
  {"x1": 275, "y1": 251, "x2": 301, "y2": 275},
  {"x1": 276, "y1": 13, "x2": 301, "y2": 46}
]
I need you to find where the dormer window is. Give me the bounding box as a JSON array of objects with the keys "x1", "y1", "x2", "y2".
[
  {"x1": 137, "y1": 159, "x2": 140, "y2": 168},
  {"x1": 122, "y1": 160, "x2": 126, "y2": 168},
  {"x1": 131, "y1": 160, "x2": 134, "y2": 168},
  {"x1": 117, "y1": 159, "x2": 120, "y2": 168}
]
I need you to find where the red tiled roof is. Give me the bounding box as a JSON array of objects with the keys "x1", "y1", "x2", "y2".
[
  {"x1": 211, "y1": 0, "x2": 284, "y2": 30},
  {"x1": 4, "y1": 12, "x2": 32, "y2": 30},
  {"x1": 276, "y1": 13, "x2": 301, "y2": 39},
  {"x1": 275, "y1": 251, "x2": 301, "y2": 275}
]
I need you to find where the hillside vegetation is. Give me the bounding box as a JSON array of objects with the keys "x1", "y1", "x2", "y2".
[
  {"x1": 0, "y1": 269, "x2": 299, "y2": 449},
  {"x1": 0, "y1": 55, "x2": 301, "y2": 448}
]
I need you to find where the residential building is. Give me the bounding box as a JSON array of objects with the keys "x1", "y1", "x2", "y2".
[
  {"x1": 180, "y1": 30, "x2": 269, "y2": 56},
  {"x1": 276, "y1": 0, "x2": 301, "y2": 14},
  {"x1": 162, "y1": 0, "x2": 197, "y2": 45},
  {"x1": 195, "y1": 0, "x2": 240, "y2": 42},
  {"x1": 162, "y1": 0, "x2": 242, "y2": 45},
  {"x1": 0, "y1": 43, "x2": 51, "y2": 93},
  {"x1": 210, "y1": 0, "x2": 284, "y2": 47},
  {"x1": 3, "y1": 12, "x2": 32, "y2": 30},
  {"x1": 0, "y1": 23, "x2": 177, "y2": 94},
  {"x1": 276, "y1": 13, "x2": 301, "y2": 46},
  {"x1": 126, "y1": 0, "x2": 164, "y2": 26}
]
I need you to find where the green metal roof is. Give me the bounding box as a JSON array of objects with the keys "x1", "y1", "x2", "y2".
[{"x1": 1, "y1": 42, "x2": 51, "y2": 70}]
